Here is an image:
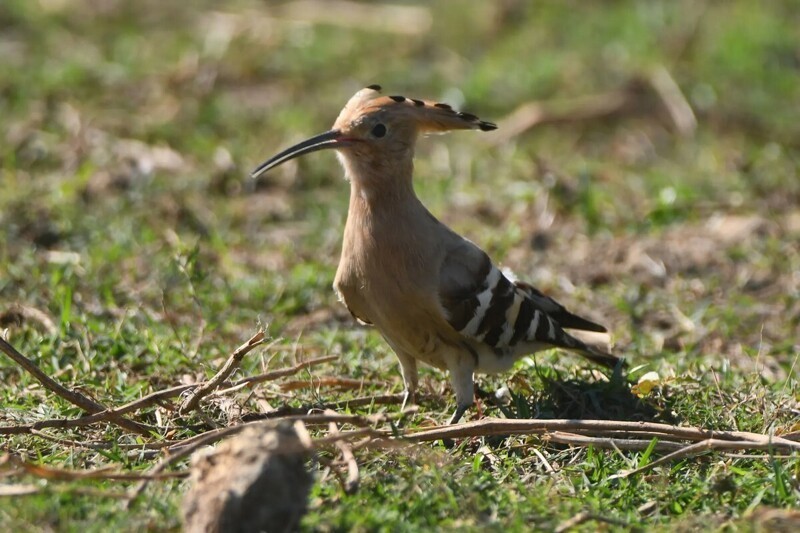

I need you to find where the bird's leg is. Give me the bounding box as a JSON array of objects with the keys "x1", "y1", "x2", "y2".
[
  {"x1": 396, "y1": 352, "x2": 418, "y2": 411},
  {"x1": 447, "y1": 357, "x2": 475, "y2": 425}
]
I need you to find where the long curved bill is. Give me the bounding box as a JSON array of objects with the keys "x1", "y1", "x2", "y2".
[{"x1": 250, "y1": 130, "x2": 349, "y2": 179}]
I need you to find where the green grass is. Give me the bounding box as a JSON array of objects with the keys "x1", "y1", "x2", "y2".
[{"x1": 1, "y1": 0, "x2": 798, "y2": 531}]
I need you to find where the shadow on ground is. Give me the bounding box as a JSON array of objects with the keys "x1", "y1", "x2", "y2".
[{"x1": 482, "y1": 367, "x2": 677, "y2": 425}]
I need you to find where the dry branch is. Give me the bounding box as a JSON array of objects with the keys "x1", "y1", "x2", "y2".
[
  {"x1": 613, "y1": 438, "x2": 798, "y2": 479},
  {"x1": 228, "y1": 354, "x2": 340, "y2": 388},
  {"x1": 0, "y1": 337, "x2": 152, "y2": 436},
  {"x1": 0, "y1": 348, "x2": 341, "y2": 438},
  {"x1": 326, "y1": 409, "x2": 359, "y2": 494},
  {"x1": 398, "y1": 417, "x2": 800, "y2": 451},
  {"x1": 179, "y1": 331, "x2": 269, "y2": 414},
  {"x1": 490, "y1": 89, "x2": 634, "y2": 145},
  {"x1": 0, "y1": 412, "x2": 164, "y2": 436},
  {"x1": 782, "y1": 431, "x2": 800, "y2": 442},
  {"x1": 34, "y1": 352, "x2": 340, "y2": 427},
  {"x1": 279, "y1": 376, "x2": 386, "y2": 392},
  {"x1": 28, "y1": 429, "x2": 180, "y2": 451},
  {"x1": 77, "y1": 383, "x2": 195, "y2": 421},
  {"x1": 245, "y1": 393, "x2": 412, "y2": 420},
  {"x1": 272, "y1": 1, "x2": 431, "y2": 35},
  {"x1": 4, "y1": 454, "x2": 186, "y2": 481},
  {"x1": 649, "y1": 66, "x2": 697, "y2": 136},
  {"x1": 4, "y1": 331, "x2": 797, "y2": 502},
  {"x1": 0, "y1": 484, "x2": 40, "y2": 497},
  {"x1": 555, "y1": 511, "x2": 629, "y2": 533},
  {"x1": 0, "y1": 304, "x2": 57, "y2": 335},
  {"x1": 126, "y1": 415, "x2": 368, "y2": 506},
  {"x1": 4, "y1": 405, "x2": 797, "y2": 502},
  {"x1": 0, "y1": 485, "x2": 130, "y2": 499},
  {"x1": 488, "y1": 66, "x2": 695, "y2": 145},
  {"x1": 546, "y1": 431, "x2": 685, "y2": 452}
]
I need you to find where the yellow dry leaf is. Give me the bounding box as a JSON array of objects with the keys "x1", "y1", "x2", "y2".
[{"x1": 632, "y1": 371, "x2": 661, "y2": 398}]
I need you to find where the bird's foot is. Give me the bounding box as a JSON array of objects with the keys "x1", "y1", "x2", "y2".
[
  {"x1": 400, "y1": 389, "x2": 417, "y2": 412},
  {"x1": 447, "y1": 402, "x2": 471, "y2": 425}
]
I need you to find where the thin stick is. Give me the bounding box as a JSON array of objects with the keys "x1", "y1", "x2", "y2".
[
  {"x1": 615, "y1": 438, "x2": 796, "y2": 479},
  {"x1": 165, "y1": 413, "x2": 377, "y2": 453},
  {"x1": 126, "y1": 415, "x2": 375, "y2": 506},
  {"x1": 229, "y1": 354, "x2": 340, "y2": 388},
  {"x1": 488, "y1": 88, "x2": 635, "y2": 145},
  {"x1": 28, "y1": 429, "x2": 180, "y2": 451},
  {"x1": 125, "y1": 423, "x2": 242, "y2": 508},
  {"x1": 37, "y1": 354, "x2": 340, "y2": 428},
  {"x1": 555, "y1": 511, "x2": 629, "y2": 533},
  {"x1": 546, "y1": 429, "x2": 704, "y2": 443},
  {"x1": 398, "y1": 418, "x2": 800, "y2": 451},
  {"x1": 179, "y1": 331, "x2": 268, "y2": 414},
  {"x1": 0, "y1": 383, "x2": 387, "y2": 438},
  {"x1": 71, "y1": 383, "x2": 195, "y2": 422},
  {"x1": 0, "y1": 337, "x2": 151, "y2": 437},
  {"x1": 279, "y1": 377, "x2": 385, "y2": 392},
  {"x1": 241, "y1": 393, "x2": 432, "y2": 421},
  {"x1": 648, "y1": 66, "x2": 696, "y2": 136},
  {"x1": 1, "y1": 304, "x2": 57, "y2": 335},
  {"x1": 488, "y1": 66, "x2": 695, "y2": 145},
  {"x1": 546, "y1": 431, "x2": 685, "y2": 452},
  {"x1": 782, "y1": 431, "x2": 800, "y2": 442},
  {"x1": 0, "y1": 485, "x2": 131, "y2": 500},
  {"x1": 326, "y1": 409, "x2": 359, "y2": 494},
  {"x1": 8, "y1": 455, "x2": 187, "y2": 481},
  {"x1": 0, "y1": 414, "x2": 164, "y2": 435}
]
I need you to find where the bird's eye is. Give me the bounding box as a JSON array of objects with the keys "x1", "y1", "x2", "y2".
[{"x1": 371, "y1": 123, "x2": 387, "y2": 138}]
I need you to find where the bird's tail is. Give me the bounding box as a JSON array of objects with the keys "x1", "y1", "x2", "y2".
[
  {"x1": 559, "y1": 329, "x2": 625, "y2": 370},
  {"x1": 577, "y1": 344, "x2": 625, "y2": 370}
]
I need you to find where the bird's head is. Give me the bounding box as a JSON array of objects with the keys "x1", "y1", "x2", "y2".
[{"x1": 251, "y1": 85, "x2": 496, "y2": 180}]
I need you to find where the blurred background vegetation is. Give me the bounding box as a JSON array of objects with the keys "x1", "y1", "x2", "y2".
[{"x1": 1, "y1": 0, "x2": 798, "y2": 530}]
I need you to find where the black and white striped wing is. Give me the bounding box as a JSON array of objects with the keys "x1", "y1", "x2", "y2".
[
  {"x1": 437, "y1": 239, "x2": 619, "y2": 368},
  {"x1": 513, "y1": 280, "x2": 606, "y2": 333}
]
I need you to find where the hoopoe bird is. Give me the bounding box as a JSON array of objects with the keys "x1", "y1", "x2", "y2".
[{"x1": 252, "y1": 85, "x2": 623, "y2": 424}]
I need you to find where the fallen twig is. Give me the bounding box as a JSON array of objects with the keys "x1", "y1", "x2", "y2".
[
  {"x1": 227, "y1": 354, "x2": 340, "y2": 389},
  {"x1": 489, "y1": 88, "x2": 635, "y2": 145},
  {"x1": 781, "y1": 431, "x2": 800, "y2": 442},
  {"x1": 0, "y1": 337, "x2": 152, "y2": 437},
  {"x1": 398, "y1": 417, "x2": 800, "y2": 451},
  {"x1": 27, "y1": 429, "x2": 180, "y2": 452},
  {"x1": 272, "y1": 0, "x2": 432, "y2": 36},
  {"x1": 125, "y1": 415, "x2": 373, "y2": 507},
  {"x1": 648, "y1": 65, "x2": 697, "y2": 136},
  {"x1": 555, "y1": 510, "x2": 629, "y2": 533},
  {"x1": 546, "y1": 431, "x2": 685, "y2": 452},
  {"x1": 0, "y1": 485, "x2": 130, "y2": 499},
  {"x1": 279, "y1": 376, "x2": 385, "y2": 392},
  {"x1": 0, "y1": 414, "x2": 163, "y2": 436},
  {"x1": 241, "y1": 393, "x2": 440, "y2": 421},
  {"x1": 488, "y1": 66, "x2": 695, "y2": 145},
  {"x1": 5, "y1": 454, "x2": 186, "y2": 481},
  {"x1": 0, "y1": 304, "x2": 57, "y2": 335},
  {"x1": 179, "y1": 331, "x2": 269, "y2": 414},
  {"x1": 613, "y1": 438, "x2": 797, "y2": 479},
  {"x1": 0, "y1": 484, "x2": 40, "y2": 497},
  {"x1": 164, "y1": 413, "x2": 380, "y2": 454},
  {"x1": 326, "y1": 409, "x2": 359, "y2": 494},
  {"x1": 0, "y1": 351, "x2": 343, "y2": 437}
]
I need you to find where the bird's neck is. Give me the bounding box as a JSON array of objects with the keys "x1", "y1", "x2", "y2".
[
  {"x1": 340, "y1": 153, "x2": 418, "y2": 210},
  {"x1": 339, "y1": 154, "x2": 434, "y2": 284}
]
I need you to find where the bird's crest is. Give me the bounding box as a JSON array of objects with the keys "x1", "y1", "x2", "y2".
[
  {"x1": 334, "y1": 84, "x2": 497, "y2": 133},
  {"x1": 251, "y1": 85, "x2": 496, "y2": 179}
]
